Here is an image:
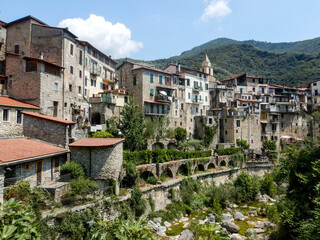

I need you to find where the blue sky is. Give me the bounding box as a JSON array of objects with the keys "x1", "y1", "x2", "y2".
[{"x1": 1, "y1": 0, "x2": 320, "y2": 60}]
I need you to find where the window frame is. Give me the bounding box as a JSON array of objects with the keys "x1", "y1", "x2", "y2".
[{"x1": 2, "y1": 109, "x2": 9, "y2": 122}]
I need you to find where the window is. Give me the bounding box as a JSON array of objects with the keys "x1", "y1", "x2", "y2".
[
  {"x1": 14, "y1": 45, "x2": 20, "y2": 54},
  {"x1": 205, "y1": 96, "x2": 208, "y2": 102},
  {"x1": 70, "y1": 66, "x2": 73, "y2": 74},
  {"x1": 159, "y1": 75, "x2": 163, "y2": 84},
  {"x1": 225, "y1": 130, "x2": 228, "y2": 135},
  {"x1": 79, "y1": 50, "x2": 83, "y2": 65},
  {"x1": 2, "y1": 109, "x2": 9, "y2": 121},
  {"x1": 253, "y1": 87, "x2": 255, "y2": 92},
  {"x1": 100, "y1": 83, "x2": 105, "y2": 90},
  {"x1": 85, "y1": 57, "x2": 88, "y2": 67},
  {"x1": 315, "y1": 90, "x2": 318, "y2": 96},
  {"x1": 228, "y1": 91, "x2": 232, "y2": 97},
  {"x1": 24, "y1": 163, "x2": 30, "y2": 172},
  {"x1": 222, "y1": 92, "x2": 225, "y2": 97},
  {"x1": 150, "y1": 73, "x2": 154, "y2": 83},
  {"x1": 78, "y1": 86, "x2": 81, "y2": 94},
  {"x1": 79, "y1": 70, "x2": 82, "y2": 78},
  {"x1": 187, "y1": 79, "x2": 190, "y2": 86},
  {"x1": 53, "y1": 158, "x2": 59, "y2": 173},
  {"x1": 188, "y1": 92, "x2": 191, "y2": 99},
  {"x1": 181, "y1": 103, "x2": 184, "y2": 110},
  {"x1": 205, "y1": 83, "x2": 208, "y2": 90},
  {"x1": 209, "y1": 118, "x2": 213, "y2": 124},
  {"x1": 85, "y1": 77, "x2": 88, "y2": 86},
  {"x1": 150, "y1": 88, "x2": 154, "y2": 96},
  {"x1": 240, "y1": 88, "x2": 243, "y2": 93},
  {"x1": 64, "y1": 102, "x2": 67, "y2": 107},
  {"x1": 261, "y1": 88, "x2": 265, "y2": 94},
  {"x1": 69, "y1": 84, "x2": 72, "y2": 92},
  {"x1": 272, "y1": 124, "x2": 277, "y2": 131},
  {"x1": 25, "y1": 60, "x2": 37, "y2": 72},
  {"x1": 16, "y1": 110, "x2": 22, "y2": 124},
  {"x1": 91, "y1": 79, "x2": 96, "y2": 87},
  {"x1": 54, "y1": 82, "x2": 58, "y2": 91},
  {"x1": 236, "y1": 120, "x2": 240, "y2": 127},
  {"x1": 133, "y1": 76, "x2": 137, "y2": 86},
  {"x1": 314, "y1": 98, "x2": 318, "y2": 104},
  {"x1": 313, "y1": 83, "x2": 317, "y2": 86},
  {"x1": 53, "y1": 101, "x2": 58, "y2": 117},
  {"x1": 70, "y1": 44, "x2": 74, "y2": 55}
]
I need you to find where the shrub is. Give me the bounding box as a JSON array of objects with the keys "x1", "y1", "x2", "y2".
[
  {"x1": 175, "y1": 127, "x2": 187, "y2": 143},
  {"x1": 234, "y1": 172, "x2": 260, "y2": 202},
  {"x1": 148, "y1": 195, "x2": 155, "y2": 212},
  {"x1": 146, "y1": 176, "x2": 158, "y2": 185},
  {"x1": 91, "y1": 131, "x2": 114, "y2": 138},
  {"x1": 180, "y1": 178, "x2": 202, "y2": 205},
  {"x1": 129, "y1": 187, "x2": 147, "y2": 218},
  {"x1": 68, "y1": 176, "x2": 98, "y2": 197},
  {"x1": 123, "y1": 149, "x2": 212, "y2": 165},
  {"x1": 266, "y1": 205, "x2": 279, "y2": 223},
  {"x1": 123, "y1": 162, "x2": 140, "y2": 187},
  {"x1": 60, "y1": 161, "x2": 85, "y2": 179},
  {"x1": 215, "y1": 147, "x2": 241, "y2": 156},
  {"x1": 260, "y1": 173, "x2": 277, "y2": 197}
]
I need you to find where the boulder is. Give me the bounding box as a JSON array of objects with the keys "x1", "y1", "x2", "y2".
[
  {"x1": 231, "y1": 233, "x2": 246, "y2": 240},
  {"x1": 248, "y1": 210, "x2": 258, "y2": 217},
  {"x1": 221, "y1": 227, "x2": 229, "y2": 235},
  {"x1": 234, "y1": 211, "x2": 245, "y2": 221},
  {"x1": 221, "y1": 221, "x2": 240, "y2": 233},
  {"x1": 222, "y1": 212, "x2": 234, "y2": 221},
  {"x1": 164, "y1": 221, "x2": 171, "y2": 227},
  {"x1": 180, "y1": 217, "x2": 189, "y2": 222},
  {"x1": 153, "y1": 217, "x2": 162, "y2": 225},
  {"x1": 178, "y1": 229, "x2": 195, "y2": 240},
  {"x1": 205, "y1": 213, "x2": 215, "y2": 223}
]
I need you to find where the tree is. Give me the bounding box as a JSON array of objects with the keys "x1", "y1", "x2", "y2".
[
  {"x1": 92, "y1": 131, "x2": 114, "y2": 138},
  {"x1": 145, "y1": 117, "x2": 174, "y2": 141},
  {"x1": 174, "y1": 127, "x2": 187, "y2": 144},
  {"x1": 236, "y1": 139, "x2": 250, "y2": 151},
  {"x1": 262, "y1": 139, "x2": 277, "y2": 161},
  {"x1": 203, "y1": 125, "x2": 218, "y2": 147},
  {"x1": 0, "y1": 198, "x2": 40, "y2": 239},
  {"x1": 273, "y1": 143, "x2": 320, "y2": 239},
  {"x1": 120, "y1": 98, "x2": 146, "y2": 151}
]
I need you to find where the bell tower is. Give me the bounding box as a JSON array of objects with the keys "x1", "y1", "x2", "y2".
[{"x1": 200, "y1": 54, "x2": 213, "y2": 76}]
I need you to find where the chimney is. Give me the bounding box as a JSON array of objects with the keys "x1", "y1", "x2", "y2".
[{"x1": 177, "y1": 63, "x2": 181, "y2": 73}]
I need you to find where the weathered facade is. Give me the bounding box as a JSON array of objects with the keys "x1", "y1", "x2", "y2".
[
  {"x1": 0, "y1": 96, "x2": 39, "y2": 138},
  {"x1": 69, "y1": 138, "x2": 124, "y2": 194}
]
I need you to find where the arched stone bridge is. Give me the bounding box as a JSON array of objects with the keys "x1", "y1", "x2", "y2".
[{"x1": 134, "y1": 155, "x2": 236, "y2": 180}]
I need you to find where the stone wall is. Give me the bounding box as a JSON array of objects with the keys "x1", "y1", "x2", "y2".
[
  {"x1": 70, "y1": 142, "x2": 123, "y2": 193},
  {"x1": 23, "y1": 114, "x2": 70, "y2": 148},
  {"x1": 0, "y1": 167, "x2": 4, "y2": 203},
  {"x1": 0, "y1": 107, "x2": 38, "y2": 138}
]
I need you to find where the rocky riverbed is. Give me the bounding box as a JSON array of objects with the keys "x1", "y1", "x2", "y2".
[{"x1": 148, "y1": 194, "x2": 277, "y2": 240}]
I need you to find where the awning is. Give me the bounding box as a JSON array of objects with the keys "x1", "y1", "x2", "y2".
[{"x1": 103, "y1": 78, "x2": 114, "y2": 84}]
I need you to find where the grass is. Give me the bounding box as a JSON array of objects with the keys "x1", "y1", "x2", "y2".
[{"x1": 165, "y1": 222, "x2": 185, "y2": 236}]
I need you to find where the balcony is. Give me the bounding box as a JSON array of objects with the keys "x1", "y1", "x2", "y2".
[
  {"x1": 227, "y1": 110, "x2": 247, "y2": 117},
  {"x1": 270, "y1": 117, "x2": 279, "y2": 123},
  {"x1": 90, "y1": 66, "x2": 99, "y2": 76},
  {"x1": 193, "y1": 85, "x2": 203, "y2": 92},
  {"x1": 155, "y1": 94, "x2": 171, "y2": 103},
  {"x1": 144, "y1": 107, "x2": 169, "y2": 116}
]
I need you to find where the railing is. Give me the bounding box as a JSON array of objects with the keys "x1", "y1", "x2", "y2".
[
  {"x1": 144, "y1": 108, "x2": 169, "y2": 115},
  {"x1": 155, "y1": 94, "x2": 171, "y2": 102},
  {"x1": 193, "y1": 86, "x2": 203, "y2": 91}
]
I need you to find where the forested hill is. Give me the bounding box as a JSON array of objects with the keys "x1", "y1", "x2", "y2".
[
  {"x1": 179, "y1": 37, "x2": 320, "y2": 58},
  {"x1": 117, "y1": 39, "x2": 320, "y2": 87}
]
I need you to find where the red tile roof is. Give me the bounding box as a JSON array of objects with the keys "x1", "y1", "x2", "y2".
[
  {"x1": 22, "y1": 112, "x2": 75, "y2": 125},
  {"x1": 0, "y1": 139, "x2": 69, "y2": 164},
  {"x1": 223, "y1": 73, "x2": 246, "y2": 81},
  {"x1": 0, "y1": 96, "x2": 39, "y2": 109},
  {"x1": 208, "y1": 108, "x2": 222, "y2": 111},
  {"x1": 69, "y1": 138, "x2": 125, "y2": 147}
]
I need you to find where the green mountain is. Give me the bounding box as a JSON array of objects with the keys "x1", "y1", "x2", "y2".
[
  {"x1": 117, "y1": 37, "x2": 320, "y2": 87},
  {"x1": 149, "y1": 44, "x2": 320, "y2": 86},
  {"x1": 179, "y1": 37, "x2": 320, "y2": 57}
]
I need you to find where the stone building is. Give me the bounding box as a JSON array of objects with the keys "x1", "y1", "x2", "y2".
[
  {"x1": 0, "y1": 20, "x2": 6, "y2": 76},
  {"x1": 117, "y1": 55, "x2": 213, "y2": 137},
  {"x1": 0, "y1": 138, "x2": 69, "y2": 203},
  {"x1": 0, "y1": 96, "x2": 39, "y2": 138},
  {"x1": 22, "y1": 111, "x2": 76, "y2": 148},
  {"x1": 4, "y1": 16, "x2": 117, "y2": 127},
  {"x1": 69, "y1": 138, "x2": 124, "y2": 194}
]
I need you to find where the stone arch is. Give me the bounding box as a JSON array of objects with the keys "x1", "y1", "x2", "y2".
[
  {"x1": 207, "y1": 162, "x2": 216, "y2": 170},
  {"x1": 91, "y1": 112, "x2": 101, "y2": 125},
  {"x1": 167, "y1": 143, "x2": 178, "y2": 150},
  {"x1": 152, "y1": 142, "x2": 165, "y2": 150},
  {"x1": 228, "y1": 160, "x2": 235, "y2": 167},
  {"x1": 195, "y1": 164, "x2": 205, "y2": 172},
  {"x1": 160, "y1": 167, "x2": 173, "y2": 178},
  {"x1": 177, "y1": 164, "x2": 189, "y2": 176},
  {"x1": 140, "y1": 171, "x2": 155, "y2": 181},
  {"x1": 220, "y1": 160, "x2": 226, "y2": 167}
]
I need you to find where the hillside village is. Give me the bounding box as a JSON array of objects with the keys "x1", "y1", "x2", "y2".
[{"x1": 1, "y1": 15, "x2": 320, "y2": 239}]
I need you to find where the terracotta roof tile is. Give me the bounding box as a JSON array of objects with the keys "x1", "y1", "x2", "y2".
[
  {"x1": 237, "y1": 98, "x2": 261, "y2": 103},
  {"x1": 0, "y1": 139, "x2": 69, "y2": 164},
  {"x1": 69, "y1": 138, "x2": 125, "y2": 147},
  {"x1": 223, "y1": 73, "x2": 246, "y2": 81},
  {"x1": 22, "y1": 112, "x2": 75, "y2": 124},
  {"x1": 0, "y1": 96, "x2": 39, "y2": 109}
]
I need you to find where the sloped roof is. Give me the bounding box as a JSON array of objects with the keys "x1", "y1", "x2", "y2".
[
  {"x1": 69, "y1": 138, "x2": 125, "y2": 147},
  {"x1": 22, "y1": 112, "x2": 75, "y2": 125},
  {"x1": 0, "y1": 139, "x2": 69, "y2": 164},
  {"x1": 4, "y1": 15, "x2": 47, "y2": 28},
  {"x1": 0, "y1": 96, "x2": 39, "y2": 109}
]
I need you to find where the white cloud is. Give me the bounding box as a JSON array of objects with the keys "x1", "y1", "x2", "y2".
[
  {"x1": 58, "y1": 14, "x2": 143, "y2": 58},
  {"x1": 200, "y1": 0, "x2": 232, "y2": 22}
]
